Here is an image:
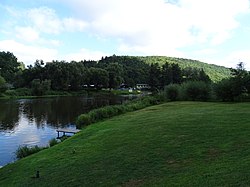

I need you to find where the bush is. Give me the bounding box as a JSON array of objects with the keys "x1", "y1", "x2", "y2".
[
  {"x1": 181, "y1": 81, "x2": 211, "y2": 101},
  {"x1": 5, "y1": 88, "x2": 32, "y2": 97},
  {"x1": 49, "y1": 138, "x2": 59, "y2": 147},
  {"x1": 164, "y1": 84, "x2": 180, "y2": 101},
  {"x1": 15, "y1": 88, "x2": 32, "y2": 96},
  {"x1": 16, "y1": 145, "x2": 46, "y2": 159},
  {"x1": 76, "y1": 114, "x2": 92, "y2": 127},
  {"x1": 4, "y1": 90, "x2": 17, "y2": 97}
]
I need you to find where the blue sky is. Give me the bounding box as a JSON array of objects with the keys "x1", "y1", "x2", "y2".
[{"x1": 1, "y1": 0, "x2": 250, "y2": 69}]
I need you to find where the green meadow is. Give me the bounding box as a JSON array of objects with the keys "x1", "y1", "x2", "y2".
[{"x1": 0, "y1": 102, "x2": 250, "y2": 186}]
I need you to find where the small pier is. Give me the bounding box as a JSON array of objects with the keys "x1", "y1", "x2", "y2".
[{"x1": 56, "y1": 128, "x2": 81, "y2": 138}]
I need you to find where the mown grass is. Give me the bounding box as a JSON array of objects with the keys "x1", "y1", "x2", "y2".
[{"x1": 0, "y1": 102, "x2": 250, "y2": 186}]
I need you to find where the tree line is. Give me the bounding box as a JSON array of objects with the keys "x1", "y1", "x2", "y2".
[
  {"x1": 1, "y1": 51, "x2": 250, "y2": 101},
  {"x1": 0, "y1": 52, "x2": 211, "y2": 95}
]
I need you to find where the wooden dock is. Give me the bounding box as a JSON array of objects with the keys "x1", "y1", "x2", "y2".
[{"x1": 56, "y1": 128, "x2": 81, "y2": 138}]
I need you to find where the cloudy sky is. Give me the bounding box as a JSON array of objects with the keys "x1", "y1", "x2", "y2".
[{"x1": 0, "y1": 0, "x2": 250, "y2": 69}]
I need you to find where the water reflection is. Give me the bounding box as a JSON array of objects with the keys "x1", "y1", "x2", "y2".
[
  {"x1": 0, "y1": 100, "x2": 19, "y2": 131},
  {"x1": 0, "y1": 95, "x2": 126, "y2": 131},
  {"x1": 0, "y1": 94, "x2": 132, "y2": 167}
]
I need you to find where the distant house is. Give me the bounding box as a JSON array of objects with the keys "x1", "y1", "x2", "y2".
[{"x1": 136, "y1": 84, "x2": 150, "y2": 90}]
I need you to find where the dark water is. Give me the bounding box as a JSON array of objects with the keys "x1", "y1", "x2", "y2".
[{"x1": 0, "y1": 94, "x2": 132, "y2": 167}]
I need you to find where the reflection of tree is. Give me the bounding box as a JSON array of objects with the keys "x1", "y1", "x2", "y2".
[
  {"x1": 0, "y1": 95, "x2": 129, "y2": 131},
  {"x1": 20, "y1": 95, "x2": 125, "y2": 128},
  {"x1": 0, "y1": 100, "x2": 20, "y2": 131},
  {"x1": 20, "y1": 99, "x2": 50, "y2": 128}
]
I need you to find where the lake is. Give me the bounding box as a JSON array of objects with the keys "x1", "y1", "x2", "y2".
[{"x1": 0, "y1": 94, "x2": 133, "y2": 167}]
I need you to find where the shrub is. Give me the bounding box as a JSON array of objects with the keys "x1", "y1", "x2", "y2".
[
  {"x1": 112, "y1": 105, "x2": 126, "y2": 115},
  {"x1": 49, "y1": 138, "x2": 59, "y2": 147},
  {"x1": 214, "y1": 79, "x2": 235, "y2": 101},
  {"x1": 4, "y1": 90, "x2": 17, "y2": 97},
  {"x1": 76, "y1": 114, "x2": 91, "y2": 127},
  {"x1": 181, "y1": 81, "x2": 211, "y2": 101},
  {"x1": 214, "y1": 75, "x2": 250, "y2": 102},
  {"x1": 15, "y1": 88, "x2": 32, "y2": 96},
  {"x1": 4, "y1": 88, "x2": 32, "y2": 97},
  {"x1": 164, "y1": 84, "x2": 180, "y2": 101},
  {"x1": 16, "y1": 145, "x2": 46, "y2": 159}
]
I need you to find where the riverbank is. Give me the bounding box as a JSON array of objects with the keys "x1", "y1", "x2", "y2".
[
  {"x1": 0, "y1": 88, "x2": 143, "y2": 100},
  {"x1": 0, "y1": 89, "x2": 87, "y2": 100},
  {"x1": 1, "y1": 102, "x2": 250, "y2": 186}
]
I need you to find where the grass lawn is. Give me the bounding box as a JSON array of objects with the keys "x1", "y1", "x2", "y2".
[{"x1": 0, "y1": 102, "x2": 250, "y2": 186}]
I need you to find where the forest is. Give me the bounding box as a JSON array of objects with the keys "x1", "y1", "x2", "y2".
[{"x1": 0, "y1": 51, "x2": 250, "y2": 101}]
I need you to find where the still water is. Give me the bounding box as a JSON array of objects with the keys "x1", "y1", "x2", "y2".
[{"x1": 0, "y1": 94, "x2": 131, "y2": 167}]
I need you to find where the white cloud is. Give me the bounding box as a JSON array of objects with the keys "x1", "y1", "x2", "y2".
[
  {"x1": 0, "y1": 5, "x2": 89, "y2": 64},
  {"x1": 0, "y1": 40, "x2": 58, "y2": 65},
  {"x1": 62, "y1": 0, "x2": 250, "y2": 56},
  {"x1": 26, "y1": 7, "x2": 88, "y2": 34},
  {"x1": 62, "y1": 18, "x2": 88, "y2": 32},
  {"x1": 2, "y1": 6, "x2": 88, "y2": 43},
  {"x1": 1, "y1": 0, "x2": 250, "y2": 68},
  {"x1": 15, "y1": 26, "x2": 40, "y2": 42},
  {"x1": 182, "y1": 0, "x2": 250, "y2": 45},
  {"x1": 26, "y1": 6, "x2": 62, "y2": 34}
]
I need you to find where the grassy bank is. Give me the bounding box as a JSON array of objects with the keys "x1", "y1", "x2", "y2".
[{"x1": 0, "y1": 102, "x2": 250, "y2": 186}]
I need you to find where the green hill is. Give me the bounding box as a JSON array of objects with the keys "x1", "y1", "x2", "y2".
[
  {"x1": 138, "y1": 56, "x2": 231, "y2": 82},
  {"x1": 0, "y1": 102, "x2": 250, "y2": 186}
]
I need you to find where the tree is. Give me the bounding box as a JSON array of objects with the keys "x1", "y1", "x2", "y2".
[
  {"x1": 0, "y1": 75, "x2": 7, "y2": 93},
  {"x1": 45, "y1": 61, "x2": 71, "y2": 90},
  {"x1": 215, "y1": 62, "x2": 250, "y2": 101},
  {"x1": 182, "y1": 67, "x2": 210, "y2": 83},
  {"x1": 199, "y1": 69, "x2": 211, "y2": 83},
  {"x1": 31, "y1": 79, "x2": 51, "y2": 96},
  {"x1": 160, "y1": 63, "x2": 182, "y2": 87},
  {"x1": 106, "y1": 63, "x2": 123, "y2": 89},
  {"x1": 214, "y1": 79, "x2": 234, "y2": 101},
  {"x1": 68, "y1": 62, "x2": 87, "y2": 91},
  {"x1": 148, "y1": 63, "x2": 161, "y2": 90},
  {"x1": 171, "y1": 63, "x2": 182, "y2": 84},
  {"x1": 88, "y1": 68, "x2": 109, "y2": 89},
  {"x1": 161, "y1": 62, "x2": 173, "y2": 86},
  {"x1": 0, "y1": 51, "x2": 20, "y2": 83}
]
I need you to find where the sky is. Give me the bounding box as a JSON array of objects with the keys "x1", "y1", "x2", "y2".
[{"x1": 1, "y1": 0, "x2": 250, "y2": 69}]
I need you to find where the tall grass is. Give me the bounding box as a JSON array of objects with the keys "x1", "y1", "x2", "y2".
[
  {"x1": 49, "y1": 138, "x2": 59, "y2": 147},
  {"x1": 16, "y1": 138, "x2": 60, "y2": 159},
  {"x1": 15, "y1": 145, "x2": 46, "y2": 159},
  {"x1": 76, "y1": 95, "x2": 163, "y2": 128}
]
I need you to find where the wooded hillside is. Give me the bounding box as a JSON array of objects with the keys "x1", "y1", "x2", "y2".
[{"x1": 138, "y1": 56, "x2": 231, "y2": 82}]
